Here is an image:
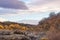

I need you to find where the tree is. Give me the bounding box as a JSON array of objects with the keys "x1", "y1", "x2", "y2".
[{"x1": 49, "y1": 12, "x2": 56, "y2": 17}]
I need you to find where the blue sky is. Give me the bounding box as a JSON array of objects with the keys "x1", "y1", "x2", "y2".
[
  {"x1": 0, "y1": 0, "x2": 60, "y2": 24},
  {"x1": 21, "y1": 0, "x2": 30, "y2": 2}
]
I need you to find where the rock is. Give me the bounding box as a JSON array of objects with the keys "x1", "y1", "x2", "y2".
[
  {"x1": 0, "y1": 34, "x2": 31, "y2": 40},
  {"x1": 0, "y1": 29, "x2": 13, "y2": 35},
  {"x1": 0, "y1": 29, "x2": 45, "y2": 40},
  {"x1": 13, "y1": 30, "x2": 27, "y2": 36}
]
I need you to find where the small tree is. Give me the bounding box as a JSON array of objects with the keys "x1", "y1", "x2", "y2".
[{"x1": 49, "y1": 12, "x2": 56, "y2": 17}]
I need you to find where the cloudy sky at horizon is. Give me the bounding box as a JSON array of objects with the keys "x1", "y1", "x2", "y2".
[{"x1": 0, "y1": 0, "x2": 60, "y2": 24}]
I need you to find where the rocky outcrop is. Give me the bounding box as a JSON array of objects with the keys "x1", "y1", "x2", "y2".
[{"x1": 0, "y1": 29, "x2": 45, "y2": 40}]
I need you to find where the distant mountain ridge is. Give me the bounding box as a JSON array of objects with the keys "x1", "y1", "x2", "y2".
[{"x1": 18, "y1": 20, "x2": 39, "y2": 25}]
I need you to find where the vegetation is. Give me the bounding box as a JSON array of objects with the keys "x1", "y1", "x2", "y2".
[{"x1": 0, "y1": 22, "x2": 35, "y2": 31}]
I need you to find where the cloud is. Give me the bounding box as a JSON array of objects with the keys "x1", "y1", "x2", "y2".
[
  {"x1": 0, "y1": 0, "x2": 28, "y2": 9},
  {"x1": 19, "y1": 20, "x2": 39, "y2": 25},
  {"x1": 0, "y1": 0, "x2": 60, "y2": 15},
  {"x1": 0, "y1": 8, "x2": 18, "y2": 15},
  {"x1": 0, "y1": 17, "x2": 7, "y2": 22},
  {"x1": 30, "y1": 0, "x2": 59, "y2": 5},
  {"x1": 28, "y1": 0, "x2": 60, "y2": 11}
]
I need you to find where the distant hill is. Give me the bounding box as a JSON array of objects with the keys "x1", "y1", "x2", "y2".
[
  {"x1": 18, "y1": 20, "x2": 39, "y2": 25},
  {"x1": 0, "y1": 21, "x2": 36, "y2": 30}
]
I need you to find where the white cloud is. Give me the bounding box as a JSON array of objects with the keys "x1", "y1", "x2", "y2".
[
  {"x1": 0, "y1": 18, "x2": 7, "y2": 22},
  {"x1": 27, "y1": 0, "x2": 60, "y2": 11}
]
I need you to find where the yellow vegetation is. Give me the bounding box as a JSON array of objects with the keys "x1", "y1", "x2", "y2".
[
  {"x1": 40, "y1": 37, "x2": 48, "y2": 40},
  {"x1": 0, "y1": 24, "x2": 30, "y2": 31},
  {"x1": 0, "y1": 25, "x2": 4, "y2": 29}
]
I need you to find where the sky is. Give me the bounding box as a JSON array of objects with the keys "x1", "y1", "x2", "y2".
[{"x1": 0, "y1": 0, "x2": 60, "y2": 25}]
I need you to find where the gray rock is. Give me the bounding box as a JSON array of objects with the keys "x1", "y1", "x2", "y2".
[{"x1": 0, "y1": 29, "x2": 13, "y2": 35}]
